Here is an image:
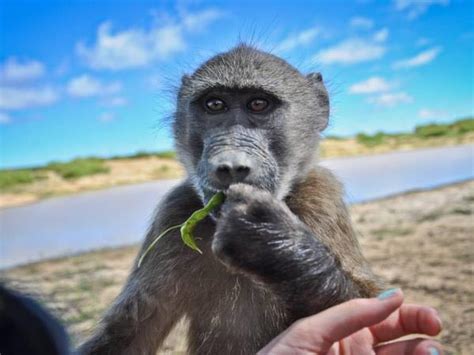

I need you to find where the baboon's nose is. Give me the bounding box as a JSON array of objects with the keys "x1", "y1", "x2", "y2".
[
  {"x1": 210, "y1": 153, "x2": 253, "y2": 188},
  {"x1": 215, "y1": 164, "x2": 250, "y2": 185}
]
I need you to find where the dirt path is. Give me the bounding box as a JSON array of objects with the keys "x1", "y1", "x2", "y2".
[{"x1": 2, "y1": 180, "x2": 473, "y2": 354}]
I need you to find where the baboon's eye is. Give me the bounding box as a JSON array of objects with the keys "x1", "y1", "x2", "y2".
[
  {"x1": 247, "y1": 98, "x2": 269, "y2": 113},
  {"x1": 205, "y1": 98, "x2": 227, "y2": 113}
]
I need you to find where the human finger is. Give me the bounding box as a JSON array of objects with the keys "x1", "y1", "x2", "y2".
[
  {"x1": 370, "y1": 304, "x2": 442, "y2": 344},
  {"x1": 261, "y1": 288, "x2": 404, "y2": 353},
  {"x1": 375, "y1": 337, "x2": 443, "y2": 355}
]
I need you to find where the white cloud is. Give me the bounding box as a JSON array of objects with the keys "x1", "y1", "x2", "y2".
[
  {"x1": 394, "y1": 0, "x2": 449, "y2": 19},
  {"x1": 315, "y1": 38, "x2": 386, "y2": 65},
  {"x1": 98, "y1": 112, "x2": 115, "y2": 122},
  {"x1": 418, "y1": 108, "x2": 448, "y2": 119},
  {"x1": 0, "y1": 112, "x2": 12, "y2": 124},
  {"x1": 350, "y1": 17, "x2": 374, "y2": 29},
  {"x1": 416, "y1": 37, "x2": 431, "y2": 46},
  {"x1": 393, "y1": 46, "x2": 442, "y2": 69},
  {"x1": 0, "y1": 86, "x2": 59, "y2": 110},
  {"x1": 0, "y1": 58, "x2": 45, "y2": 84},
  {"x1": 76, "y1": 22, "x2": 168, "y2": 70},
  {"x1": 349, "y1": 77, "x2": 392, "y2": 94},
  {"x1": 67, "y1": 74, "x2": 121, "y2": 97},
  {"x1": 373, "y1": 28, "x2": 389, "y2": 42},
  {"x1": 276, "y1": 28, "x2": 320, "y2": 52},
  {"x1": 181, "y1": 9, "x2": 224, "y2": 31},
  {"x1": 77, "y1": 8, "x2": 223, "y2": 70},
  {"x1": 368, "y1": 92, "x2": 413, "y2": 107},
  {"x1": 102, "y1": 96, "x2": 128, "y2": 107}
]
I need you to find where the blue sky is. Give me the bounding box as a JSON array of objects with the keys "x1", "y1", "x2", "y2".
[{"x1": 0, "y1": 0, "x2": 472, "y2": 169}]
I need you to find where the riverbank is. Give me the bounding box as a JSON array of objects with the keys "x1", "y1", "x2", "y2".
[{"x1": 2, "y1": 180, "x2": 473, "y2": 354}]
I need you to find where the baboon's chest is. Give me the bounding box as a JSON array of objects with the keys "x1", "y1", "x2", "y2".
[{"x1": 185, "y1": 276, "x2": 286, "y2": 354}]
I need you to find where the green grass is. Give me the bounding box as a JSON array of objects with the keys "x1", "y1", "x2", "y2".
[
  {"x1": 110, "y1": 150, "x2": 176, "y2": 160},
  {"x1": 0, "y1": 170, "x2": 46, "y2": 190},
  {"x1": 356, "y1": 132, "x2": 386, "y2": 147},
  {"x1": 414, "y1": 118, "x2": 474, "y2": 138},
  {"x1": 355, "y1": 117, "x2": 474, "y2": 147},
  {"x1": 46, "y1": 158, "x2": 109, "y2": 179}
]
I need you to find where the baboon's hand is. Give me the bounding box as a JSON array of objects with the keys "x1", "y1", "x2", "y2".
[
  {"x1": 212, "y1": 184, "x2": 363, "y2": 316},
  {"x1": 212, "y1": 183, "x2": 308, "y2": 281}
]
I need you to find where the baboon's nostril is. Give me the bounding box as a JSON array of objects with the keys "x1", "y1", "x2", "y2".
[
  {"x1": 215, "y1": 164, "x2": 232, "y2": 186},
  {"x1": 234, "y1": 166, "x2": 250, "y2": 181},
  {"x1": 214, "y1": 164, "x2": 251, "y2": 186}
]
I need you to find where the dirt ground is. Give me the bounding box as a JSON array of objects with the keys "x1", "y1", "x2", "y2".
[{"x1": 2, "y1": 180, "x2": 473, "y2": 354}]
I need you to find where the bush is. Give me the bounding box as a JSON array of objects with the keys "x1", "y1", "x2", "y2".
[
  {"x1": 414, "y1": 118, "x2": 474, "y2": 138},
  {"x1": 46, "y1": 158, "x2": 109, "y2": 179},
  {"x1": 452, "y1": 118, "x2": 474, "y2": 134},
  {"x1": 128, "y1": 151, "x2": 154, "y2": 159},
  {"x1": 0, "y1": 170, "x2": 42, "y2": 189},
  {"x1": 111, "y1": 150, "x2": 176, "y2": 160},
  {"x1": 324, "y1": 135, "x2": 345, "y2": 140},
  {"x1": 414, "y1": 124, "x2": 450, "y2": 138},
  {"x1": 356, "y1": 132, "x2": 386, "y2": 147},
  {"x1": 154, "y1": 151, "x2": 176, "y2": 159}
]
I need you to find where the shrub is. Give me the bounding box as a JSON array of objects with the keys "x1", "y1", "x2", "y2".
[
  {"x1": 154, "y1": 151, "x2": 176, "y2": 159},
  {"x1": 452, "y1": 118, "x2": 474, "y2": 134},
  {"x1": 46, "y1": 158, "x2": 109, "y2": 179},
  {"x1": 356, "y1": 132, "x2": 385, "y2": 147},
  {"x1": 414, "y1": 124, "x2": 450, "y2": 138},
  {"x1": 0, "y1": 170, "x2": 42, "y2": 189},
  {"x1": 111, "y1": 150, "x2": 176, "y2": 160}
]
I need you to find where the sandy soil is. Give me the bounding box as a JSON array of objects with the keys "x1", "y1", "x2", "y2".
[{"x1": 2, "y1": 180, "x2": 473, "y2": 354}]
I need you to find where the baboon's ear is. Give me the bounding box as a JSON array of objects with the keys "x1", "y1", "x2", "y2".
[
  {"x1": 181, "y1": 74, "x2": 191, "y2": 86},
  {"x1": 306, "y1": 72, "x2": 329, "y2": 131},
  {"x1": 306, "y1": 72, "x2": 323, "y2": 84}
]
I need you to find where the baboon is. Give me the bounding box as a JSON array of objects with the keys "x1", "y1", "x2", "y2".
[{"x1": 79, "y1": 44, "x2": 382, "y2": 355}]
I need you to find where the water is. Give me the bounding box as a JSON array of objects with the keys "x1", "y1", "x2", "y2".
[{"x1": 1, "y1": 145, "x2": 473, "y2": 269}]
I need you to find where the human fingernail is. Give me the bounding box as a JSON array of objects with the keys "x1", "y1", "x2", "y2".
[
  {"x1": 377, "y1": 288, "x2": 399, "y2": 300},
  {"x1": 428, "y1": 346, "x2": 440, "y2": 355}
]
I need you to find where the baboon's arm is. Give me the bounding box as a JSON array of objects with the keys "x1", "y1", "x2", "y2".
[
  {"x1": 77, "y1": 266, "x2": 182, "y2": 355},
  {"x1": 78, "y1": 182, "x2": 203, "y2": 355}
]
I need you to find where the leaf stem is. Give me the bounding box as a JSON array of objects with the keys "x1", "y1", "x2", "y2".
[{"x1": 137, "y1": 224, "x2": 183, "y2": 268}]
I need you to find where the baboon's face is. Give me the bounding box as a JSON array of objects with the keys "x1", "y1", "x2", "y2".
[{"x1": 174, "y1": 45, "x2": 329, "y2": 204}]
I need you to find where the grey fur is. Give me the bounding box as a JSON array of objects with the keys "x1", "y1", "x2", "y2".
[
  {"x1": 174, "y1": 45, "x2": 329, "y2": 201},
  {"x1": 78, "y1": 44, "x2": 381, "y2": 355}
]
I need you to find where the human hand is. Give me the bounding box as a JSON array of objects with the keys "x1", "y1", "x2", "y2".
[{"x1": 258, "y1": 289, "x2": 443, "y2": 355}]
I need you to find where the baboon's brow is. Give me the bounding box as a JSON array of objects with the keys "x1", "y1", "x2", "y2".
[
  {"x1": 187, "y1": 85, "x2": 280, "y2": 102},
  {"x1": 184, "y1": 83, "x2": 282, "y2": 103}
]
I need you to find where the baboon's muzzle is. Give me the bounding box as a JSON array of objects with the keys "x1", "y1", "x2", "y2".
[{"x1": 198, "y1": 126, "x2": 279, "y2": 193}]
